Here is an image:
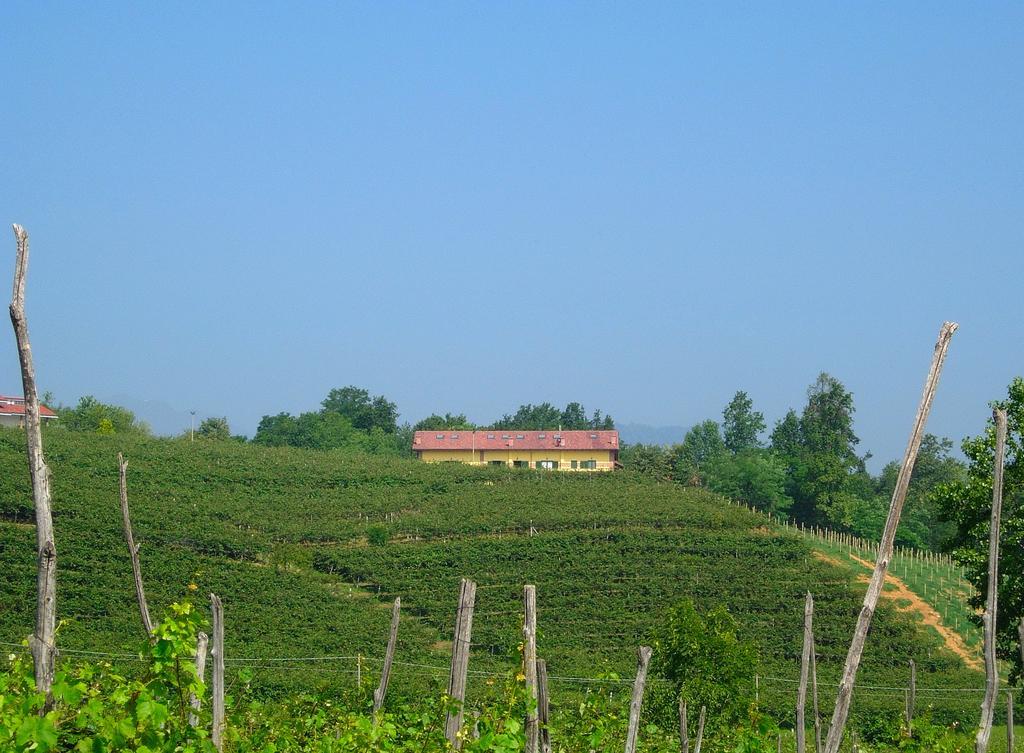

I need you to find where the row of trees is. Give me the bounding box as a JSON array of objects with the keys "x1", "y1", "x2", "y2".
[
  {"x1": 620, "y1": 374, "x2": 965, "y2": 550},
  {"x1": 41, "y1": 389, "x2": 616, "y2": 456},
  {"x1": 414, "y1": 401, "x2": 615, "y2": 432},
  {"x1": 252, "y1": 387, "x2": 408, "y2": 453}
]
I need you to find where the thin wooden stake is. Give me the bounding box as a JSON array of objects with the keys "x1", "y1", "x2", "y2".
[
  {"x1": 524, "y1": 585, "x2": 539, "y2": 753},
  {"x1": 537, "y1": 658, "x2": 551, "y2": 753},
  {"x1": 680, "y1": 698, "x2": 689, "y2": 753},
  {"x1": 977, "y1": 408, "x2": 1008, "y2": 753},
  {"x1": 445, "y1": 578, "x2": 477, "y2": 748},
  {"x1": 824, "y1": 322, "x2": 958, "y2": 753},
  {"x1": 1008, "y1": 692, "x2": 1014, "y2": 753},
  {"x1": 906, "y1": 659, "x2": 916, "y2": 732},
  {"x1": 811, "y1": 633, "x2": 822, "y2": 753},
  {"x1": 797, "y1": 592, "x2": 814, "y2": 753},
  {"x1": 210, "y1": 593, "x2": 225, "y2": 752},
  {"x1": 373, "y1": 597, "x2": 401, "y2": 719},
  {"x1": 624, "y1": 646, "x2": 653, "y2": 753},
  {"x1": 189, "y1": 631, "x2": 208, "y2": 727},
  {"x1": 694, "y1": 706, "x2": 707, "y2": 753},
  {"x1": 118, "y1": 453, "x2": 154, "y2": 636},
  {"x1": 9, "y1": 225, "x2": 57, "y2": 703}
]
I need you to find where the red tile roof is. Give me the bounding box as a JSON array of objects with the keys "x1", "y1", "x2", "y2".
[
  {"x1": 413, "y1": 430, "x2": 618, "y2": 451},
  {"x1": 0, "y1": 396, "x2": 57, "y2": 418}
]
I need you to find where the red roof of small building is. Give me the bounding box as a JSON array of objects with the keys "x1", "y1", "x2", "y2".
[
  {"x1": 413, "y1": 429, "x2": 618, "y2": 451},
  {"x1": 0, "y1": 396, "x2": 57, "y2": 418}
]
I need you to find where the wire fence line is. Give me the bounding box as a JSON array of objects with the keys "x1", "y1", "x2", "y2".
[{"x1": 1, "y1": 638, "x2": 1012, "y2": 698}]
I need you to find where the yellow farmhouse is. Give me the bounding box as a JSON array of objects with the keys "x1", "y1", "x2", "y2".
[{"x1": 412, "y1": 429, "x2": 619, "y2": 471}]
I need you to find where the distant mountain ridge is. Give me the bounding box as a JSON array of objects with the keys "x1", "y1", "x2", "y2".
[{"x1": 615, "y1": 422, "x2": 691, "y2": 446}]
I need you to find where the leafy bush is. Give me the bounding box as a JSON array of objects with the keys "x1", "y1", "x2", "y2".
[{"x1": 654, "y1": 599, "x2": 757, "y2": 727}]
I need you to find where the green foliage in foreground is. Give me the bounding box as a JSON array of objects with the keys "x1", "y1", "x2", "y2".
[
  {"x1": 655, "y1": 600, "x2": 757, "y2": 727},
  {"x1": 0, "y1": 602, "x2": 791, "y2": 753}
]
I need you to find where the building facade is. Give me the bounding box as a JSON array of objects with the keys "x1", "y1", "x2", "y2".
[
  {"x1": 0, "y1": 395, "x2": 58, "y2": 429},
  {"x1": 413, "y1": 429, "x2": 619, "y2": 471}
]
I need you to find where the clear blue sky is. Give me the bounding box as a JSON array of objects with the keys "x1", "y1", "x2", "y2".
[{"x1": 1, "y1": 3, "x2": 1021, "y2": 467}]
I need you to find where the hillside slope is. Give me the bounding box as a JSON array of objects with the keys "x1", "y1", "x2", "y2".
[{"x1": 0, "y1": 428, "x2": 981, "y2": 725}]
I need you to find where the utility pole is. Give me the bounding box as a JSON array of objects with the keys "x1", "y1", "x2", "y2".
[{"x1": 190, "y1": 410, "x2": 196, "y2": 442}]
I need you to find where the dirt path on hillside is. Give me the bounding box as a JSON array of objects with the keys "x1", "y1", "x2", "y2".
[{"x1": 842, "y1": 552, "x2": 981, "y2": 671}]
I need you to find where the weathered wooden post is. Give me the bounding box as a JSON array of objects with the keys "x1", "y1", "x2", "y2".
[
  {"x1": 524, "y1": 585, "x2": 539, "y2": 753},
  {"x1": 906, "y1": 660, "x2": 916, "y2": 732},
  {"x1": 9, "y1": 225, "x2": 58, "y2": 704},
  {"x1": 189, "y1": 631, "x2": 209, "y2": 727},
  {"x1": 977, "y1": 408, "x2": 1007, "y2": 753},
  {"x1": 118, "y1": 453, "x2": 154, "y2": 636},
  {"x1": 824, "y1": 322, "x2": 957, "y2": 753},
  {"x1": 1008, "y1": 692, "x2": 1014, "y2": 753},
  {"x1": 694, "y1": 705, "x2": 707, "y2": 753},
  {"x1": 624, "y1": 646, "x2": 653, "y2": 753},
  {"x1": 797, "y1": 592, "x2": 814, "y2": 753},
  {"x1": 680, "y1": 698, "x2": 689, "y2": 753},
  {"x1": 210, "y1": 593, "x2": 225, "y2": 752},
  {"x1": 811, "y1": 635, "x2": 822, "y2": 753},
  {"x1": 373, "y1": 597, "x2": 401, "y2": 719},
  {"x1": 537, "y1": 658, "x2": 551, "y2": 753},
  {"x1": 445, "y1": 578, "x2": 477, "y2": 748}
]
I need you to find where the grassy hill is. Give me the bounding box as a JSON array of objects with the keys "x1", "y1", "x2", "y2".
[{"x1": 0, "y1": 428, "x2": 984, "y2": 730}]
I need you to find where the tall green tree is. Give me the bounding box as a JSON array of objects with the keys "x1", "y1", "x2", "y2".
[
  {"x1": 871, "y1": 434, "x2": 965, "y2": 549},
  {"x1": 673, "y1": 420, "x2": 726, "y2": 485},
  {"x1": 560, "y1": 402, "x2": 588, "y2": 429},
  {"x1": 58, "y1": 396, "x2": 150, "y2": 435},
  {"x1": 321, "y1": 386, "x2": 398, "y2": 433},
  {"x1": 769, "y1": 374, "x2": 868, "y2": 527},
  {"x1": 620, "y1": 443, "x2": 672, "y2": 479},
  {"x1": 705, "y1": 450, "x2": 792, "y2": 515},
  {"x1": 196, "y1": 416, "x2": 231, "y2": 441},
  {"x1": 493, "y1": 402, "x2": 615, "y2": 430},
  {"x1": 722, "y1": 391, "x2": 766, "y2": 453},
  {"x1": 932, "y1": 377, "x2": 1024, "y2": 681},
  {"x1": 413, "y1": 413, "x2": 474, "y2": 431},
  {"x1": 654, "y1": 599, "x2": 757, "y2": 728}
]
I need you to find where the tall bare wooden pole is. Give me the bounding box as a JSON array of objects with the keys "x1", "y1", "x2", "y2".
[
  {"x1": 9, "y1": 224, "x2": 57, "y2": 701},
  {"x1": 210, "y1": 593, "x2": 225, "y2": 752},
  {"x1": 373, "y1": 597, "x2": 401, "y2": 719},
  {"x1": 118, "y1": 453, "x2": 154, "y2": 636},
  {"x1": 445, "y1": 578, "x2": 476, "y2": 748},
  {"x1": 824, "y1": 322, "x2": 958, "y2": 753},
  {"x1": 537, "y1": 658, "x2": 551, "y2": 753},
  {"x1": 524, "y1": 585, "x2": 539, "y2": 753},
  {"x1": 797, "y1": 592, "x2": 814, "y2": 753},
  {"x1": 680, "y1": 699, "x2": 689, "y2": 753},
  {"x1": 624, "y1": 646, "x2": 653, "y2": 753},
  {"x1": 977, "y1": 408, "x2": 1007, "y2": 753}
]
